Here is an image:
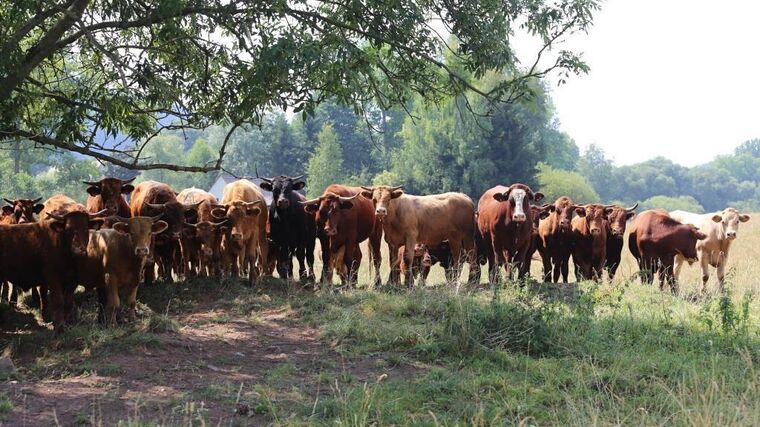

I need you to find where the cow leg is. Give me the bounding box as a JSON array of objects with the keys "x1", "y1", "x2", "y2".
[
  {"x1": 463, "y1": 236, "x2": 480, "y2": 285},
  {"x1": 560, "y1": 253, "x2": 570, "y2": 283},
  {"x1": 258, "y1": 234, "x2": 269, "y2": 277},
  {"x1": 46, "y1": 282, "x2": 66, "y2": 332},
  {"x1": 500, "y1": 248, "x2": 512, "y2": 282},
  {"x1": 387, "y1": 243, "x2": 401, "y2": 286},
  {"x1": 295, "y1": 245, "x2": 308, "y2": 281},
  {"x1": 126, "y1": 284, "x2": 139, "y2": 322},
  {"x1": 319, "y1": 235, "x2": 331, "y2": 284},
  {"x1": 104, "y1": 276, "x2": 120, "y2": 326},
  {"x1": 447, "y1": 239, "x2": 465, "y2": 285},
  {"x1": 485, "y1": 238, "x2": 498, "y2": 285},
  {"x1": 662, "y1": 258, "x2": 677, "y2": 294},
  {"x1": 673, "y1": 254, "x2": 685, "y2": 282},
  {"x1": 96, "y1": 286, "x2": 108, "y2": 324},
  {"x1": 36, "y1": 285, "x2": 49, "y2": 322},
  {"x1": 63, "y1": 284, "x2": 76, "y2": 325},
  {"x1": 305, "y1": 239, "x2": 316, "y2": 282},
  {"x1": 541, "y1": 254, "x2": 552, "y2": 283},
  {"x1": 350, "y1": 245, "x2": 362, "y2": 288},
  {"x1": 716, "y1": 256, "x2": 726, "y2": 292},
  {"x1": 246, "y1": 241, "x2": 258, "y2": 284},
  {"x1": 700, "y1": 253, "x2": 711, "y2": 293},
  {"x1": 551, "y1": 256, "x2": 561, "y2": 283},
  {"x1": 143, "y1": 263, "x2": 155, "y2": 286},
  {"x1": 369, "y1": 229, "x2": 382, "y2": 288},
  {"x1": 276, "y1": 244, "x2": 291, "y2": 279}
]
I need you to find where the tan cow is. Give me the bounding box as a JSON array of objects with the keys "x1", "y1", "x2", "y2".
[
  {"x1": 669, "y1": 208, "x2": 750, "y2": 292},
  {"x1": 360, "y1": 186, "x2": 478, "y2": 286},
  {"x1": 78, "y1": 216, "x2": 167, "y2": 324},
  {"x1": 211, "y1": 179, "x2": 268, "y2": 283}
]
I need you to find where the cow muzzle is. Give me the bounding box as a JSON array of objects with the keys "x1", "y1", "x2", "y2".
[
  {"x1": 611, "y1": 228, "x2": 624, "y2": 238},
  {"x1": 590, "y1": 228, "x2": 602, "y2": 235},
  {"x1": 134, "y1": 246, "x2": 150, "y2": 257},
  {"x1": 375, "y1": 207, "x2": 387, "y2": 218},
  {"x1": 512, "y1": 213, "x2": 526, "y2": 222},
  {"x1": 231, "y1": 233, "x2": 244, "y2": 243},
  {"x1": 171, "y1": 232, "x2": 181, "y2": 241},
  {"x1": 726, "y1": 231, "x2": 736, "y2": 240},
  {"x1": 324, "y1": 227, "x2": 337, "y2": 237},
  {"x1": 202, "y1": 248, "x2": 213, "y2": 257},
  {"x1": 277, "y1": 199, "x2": 290, "y2": 209}
]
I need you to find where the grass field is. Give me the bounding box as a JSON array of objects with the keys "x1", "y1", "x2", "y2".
[{"x1": 1, "y1": 219, "x2": 759, "y2": 426}]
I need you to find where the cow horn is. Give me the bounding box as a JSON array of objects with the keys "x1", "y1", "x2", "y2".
[
  {"x1": 151, "y1": 213, "x2": 164, "y2": 222},
  {"x1": 112, "y1": 215, "x2": 131, "y2": 223},
  {"x1": 302, "y1": 197, "x2": 321, "y2": 205},
  {"x1": 255, "y1": 165, "x2": 273, "y2": 183},
  {"x1": 245, "y1": 200, "x2": 265, "y2": 207},
  {"x1": 82, "y1": 180, "x2": 101, "y2": 186},
  {"x1": 339, "y1": 194, "x2": 360, "y2": 203},
  {"x1": 3, "y1": 199, "x2": 14, "y2": 205},
  {"x1": 31, "y1": 197, "x2": 42, "y2": 204},
  {"x1": 184, "y1": 221, "x2": 198, "y2": 228},
  {"x1": 291, "y1": 175, "x2": 304, "y2": 181},
  {"x1": 213, "y1": 218, "x2": 230, "y2": 226},
  {"x1": 183, "y1": 200, "x2": 203, "y2": 209},
  {"x1": 626, "y1": 202, "x2": 639, "y2": 212},
  {"x1": 390, "y1": 185, "x2": 404, "y2": 191},
  {"x1": 146, "y1": 202, "x2": 165, "y2": 210},
  {"x1": 122, "y1": 177, "x2": 136, "y2": 184},
  {"x1": 89, "y1": 208, "x2": 110, "y2": 218},
  {"x1": 360, "y1": 186, "x2": 373, "y2": 192},
  {"x1": 45, "y1": 212, "x2": 65, "y2": 221}
]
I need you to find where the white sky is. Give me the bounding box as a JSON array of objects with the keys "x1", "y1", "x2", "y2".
[{"x1": 537, "y1": 0, "x2": 760, "y2": 167}]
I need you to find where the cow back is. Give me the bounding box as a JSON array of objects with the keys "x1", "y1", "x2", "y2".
[
  {"x1": 387, "y1": 192, "x2": 474, "y2": 246},
  {"x1": 177, "y1": 188, "x2": 218, "y2": 222},
  {"x1": 40, "y1": 194, "x2": 86, "y2": 222}
]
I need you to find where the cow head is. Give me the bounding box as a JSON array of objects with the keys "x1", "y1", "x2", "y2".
[
  {"x1": 553, "y1": 196, "x2": 576, "y2": 231},
  {"x1": 210, "y1": 200, "x2": 263, "y2": 246},
  {"x1": 492, "y1": 184, "x2": 544, "y2": 223},
  {"x1": 711, "y1": 208, "x2": 750, "y2": 240},
  {"x1": 575, "y1": 204, "x2": 610, "y2": 236},
  {"x1": 530, "y1": 204, "x2": 554, "y2": 232},
  {"x1": 360, "y1": 185, "x2": 403, "y2": 221},
  {"x1": 184, "y1": 219, "x2": 229, "y2": 260},
  {"x1": 677, "y1": 224, "x2": 708, "y2": 262},
  {"x1": 604, "y1": 203, "x2": 638, "y2": 239},
  {"x1": 259, "y1": 175, "x2": 305, "y2": 211},
  {"x1": 112, "y1": 215, "x2": 168, "y2": 257},
  {"x1": 46, "y1": 209, "x2": 107, "y2": 256},
  {"x1": 83, "y1": 177, "x2": 135, "y2": 212},
  {"x1": 303, "y1": 193, "x2": 359, "y2": 236},
  {"x1": 2, "y1": 198, "x2": 44, "y2": 223},
  {"x1": 144, "y1": 200, "x2": 201, "y2": 241}
]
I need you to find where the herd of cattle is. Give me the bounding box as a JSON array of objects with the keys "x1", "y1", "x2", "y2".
[{"x1": 0, "y1": 176, "x2": 751, "y2": 332}]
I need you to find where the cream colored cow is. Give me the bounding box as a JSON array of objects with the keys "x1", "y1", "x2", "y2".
[{"x1": 669, "y1": 208, "x2": 750, "y2": 292}]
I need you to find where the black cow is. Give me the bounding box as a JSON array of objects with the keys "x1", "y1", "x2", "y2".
[{"x1": 258, "y1": 175, "x2": 317, "y2": 281}]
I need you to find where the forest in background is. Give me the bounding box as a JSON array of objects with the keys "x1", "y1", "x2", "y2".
[{"x1": 3, "y1": 66, "x2": 759, "y2": 214}]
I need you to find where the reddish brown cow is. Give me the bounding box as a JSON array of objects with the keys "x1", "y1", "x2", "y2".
[
  {"x1": 177, "y1": 188, "x2": 227, "y2": 277},
  {"x1": 0, "y1": 208, "x2": 104, "y2": 330},
  {"x1": 538, "y1": 196, "x2": 578, "y2": 283},
  {"x1": 478, "y1": 184, "x2": 544, "y2": 284},
  {"x1": 571, "y1": 204, "x2": 612, "y2": 282},
  {"x1": 604, "y1": 203, "x2": 638, "y2": 280},
  {"x1": 628, "y1": 209, "x2": 707, "y2": 293},
  {"x1": 130, "y1": 181, "x2": 201, "y2": 283},
  {"x1": 396, "y1": 244, "x2": 432, "y2": 286},
  {"x1": 84, "y1": 177, "x2": 135, "y2": 218},
  {"x1": 520, "y1": 204, "x2": 554, "y2": 278},
  {"x1": 303, "y1": 185, "x2": 382, "y2": 287},
  {"x1": 1, "y1": 198, "x2": 44, "y2": 224}
]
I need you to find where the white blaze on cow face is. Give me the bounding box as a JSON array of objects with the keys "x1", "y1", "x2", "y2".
[{"x1": 510, "y1": 189, "x2": 527, "y2": 222}]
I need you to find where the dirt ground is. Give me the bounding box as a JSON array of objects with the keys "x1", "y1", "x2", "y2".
[{"x1": 0, "y1": 290, "x2": 420, "y2": 426}]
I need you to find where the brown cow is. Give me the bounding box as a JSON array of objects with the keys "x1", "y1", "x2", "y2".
[
  {"x1": 520, "y1": 204, "x2": 554, "y2": 278},
  {"x1": 77, "y1": 216, "x2": 167, "y2": 324},
  {"x1": 130, "y1": 181, "x2": 201, "y2": 283},
  {"x1": 396, "y1": 244, "x2": 432, "y2": 286},
  {"x1": 538, "y1": 196, "x2": 578, "y2": 283},
  {"x1": 83, "y1": 177, "x2": 135, "y2": 218},
  {"x1": 177, "y1": 188, "x2": 226, "y2": 277},
  {"x1": 1, "y1": 198, "x2": 44, "y2": 224},
  {"x1": 361, "y1": 186, "x2": 477, "y2": 287},
  {"x1": 628, "y1": 209, "x2": 707, "y2": 293},
  {"x1": 478, "y1": 184, "x2": 544, "y2": 284},
  {"x1": 303, "y1": 185, "x2": 382, "y2": 287},
  {"x1": 571, "y1": 204, "x2": 612, "y2": 282},
  {"x1": 210, "y1": 179, "x2": 268, "y2": 283},
  {"x1": 604, "y1": 203, "x2": 638, "y2": 280},
  {"x1": 0, "y1": 209, "x2": 104, "y2": 330}
]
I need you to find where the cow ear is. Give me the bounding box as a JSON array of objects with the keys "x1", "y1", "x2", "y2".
[
  {"x1": 259, "y1": 182, "x2": 273, "y2": 192},
  {"x1": 245, "y1": 206, "x2": 261, "y2": 216},
  {"x1": 533, "y1": 192, "x2": 544, "y2": 202},
  {"x1": 391, "y1": 190, "x2": 404, "y2": 199},
  {"x1": 711, "y1": 214, "x2": 722, "y2": 223},
  {"x1": 50, "y1": 221, "x2": 66, "y2": 233},
  {"x1": 184, "y1": 209, "x2": 199, "y2": 221},
  {"x1": 695, "y1": 230, "x2": 707, "y2": 240},
  {"x1": 539, "y1": 211, "x2": 552, "y2": 220},
  {"x1": 625, "y1": 211, "x2": 636, "y2": 220},
  {"x1": 739, "y1": 214, "x2": 750, "y2": 222},
  {"x1": 360, "y1": 190, "x2": 373, "y2": 199},
  {"x1": 493, "y1": 192, "x2": 509, "y2": 202},
  {"x1": 33, "y1": 204, "x2": 45, "y2": 214},
  {"x1": 113, "y1": 222, "x2": 130, "y2": 234},
  {"x1": 151, "y1": 220, "x2": 168, "y2": 235},
  {"x1": 339, "y1": 200, "x2": 354, "y2": 209},
  {"x1": 304, "y1": 203, "x2": 319, "y2": 214},
  {"x1": 292, "y1": 181, "x2": 306, "y2": 191},
  {"x1": 86, "y1": 186, "x2": 101, "y2": 196},
  {"x1": 2, "y1": 206, "x2": 13, "y2": 215},
  {"x1": 575, "y1": 207, "x2": 586, "y2": 217},
  {"x1": 604, "y1": 207, "x2": 614, "y2": 216},
  {"x1": 88, "y1": 218, "x2": 105, "y2": 230},
  {"x1": 218, "y1": 226, "x2": 229, "y2": 235},
  {"x1": 121, "y1": 184, "x2": 134, "y2": 194}
]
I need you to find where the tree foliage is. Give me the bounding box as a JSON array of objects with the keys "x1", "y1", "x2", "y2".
[
  {"x1": 0, "y1": 0, "x2": 598, "y2": 171},
  {"x1": 535, "y1": 163, "x2": 599, "y2": 203},
  {"x1": 306, "y1": 124, "x2": 345, "y2": 198}
]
